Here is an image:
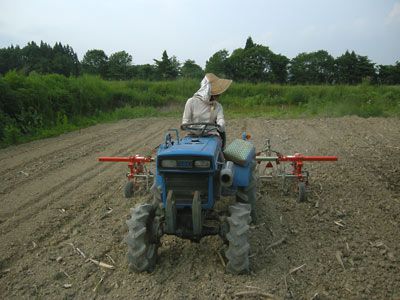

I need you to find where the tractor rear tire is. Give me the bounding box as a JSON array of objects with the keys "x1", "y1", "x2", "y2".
[
  {"x1": 225, "y1": 202, "x2": 251, "y2": 275},
  {"x1": 125, "y1": 203, "x2": 158, "y2": 273},
  {"x1": 124, "y1": 181, "x2": 134, "y2": 198},
  {"x1": 236, "y1": 160, "x2": 258, "y2": 223}
]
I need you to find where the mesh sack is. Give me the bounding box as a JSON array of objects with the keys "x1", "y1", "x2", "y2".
[{"x1": 223, "y1": 139, "x2": 254, "y2": 166}]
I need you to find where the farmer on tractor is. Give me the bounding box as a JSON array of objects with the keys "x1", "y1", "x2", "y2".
[{"x1": 182, "y1": 73, "x2": 232, "y2": 148}]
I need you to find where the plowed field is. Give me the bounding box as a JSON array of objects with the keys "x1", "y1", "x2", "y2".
[{"x1": 0, "y1": 117, "x2": 399, "y2": 299}]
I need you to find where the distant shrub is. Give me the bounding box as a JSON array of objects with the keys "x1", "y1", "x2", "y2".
[{"x1": 3, "y1": 124, "x2": 21, "y2": 144}]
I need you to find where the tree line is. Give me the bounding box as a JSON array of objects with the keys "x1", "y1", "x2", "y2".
[{"x1": 0, "y1": 37, "x2": 399, "y2": 84}]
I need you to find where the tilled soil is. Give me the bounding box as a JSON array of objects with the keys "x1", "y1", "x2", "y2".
[{"x1": 0, "y1": 116, "x2": 399, "y2": 299}]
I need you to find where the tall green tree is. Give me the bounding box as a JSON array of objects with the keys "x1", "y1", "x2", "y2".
[
  {"x1": 271, "y1": 53, "x2": 289, "y2": 83},
  {"x1": 335, "y1": 51, "x2": 375, "y2": 84},
  {"x1": 38, "y1": 41, "x2": 53, "y2": 73},
  {"x1": 289, "y1": 50, "x2": 335, "y2": 84},
  {"x1": 245, "y1": 36, "x2": 255, "y2": 49},
  {"x1": 227, "y1": 44, "x2": 276, "y2": 82},
  {"x1": 81, "y1": 49, "x2": 108, "y2": 77},
  {"x1": 133, "y1": 64, "x2": 157, "y2": 80},
  {"x1": 51, "y1": 43, "x2": 80, "y2": 76},
  {"x1": 181, "y1": 59, "x2": 203, "y2": 79},
  {"x1": 107, "y1": 51, "x2": 132, "y2": 80},
  {"x1": 0, "y1": 45, "x2": 23, "y2": 74},
  {"x1": 377, "y1": 61, "x2": 400, "y2": 84},
  {"x1": 1, "y1": 41, "x2": 80, "y2": 76},
  {"x1": 205, "y1": 49, "x2": 229, "y2": 77},
  {"x1": 221, "y1": 38, "x2": 289, "y2": 83},
  {"x1": 154, "y1": 50, "x2": 180, "y2": 80},
  {"x1": 21, "y1": 41, "x2": 42, "y2": 74}
]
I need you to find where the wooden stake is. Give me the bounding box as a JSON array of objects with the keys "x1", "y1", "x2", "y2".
[
  {"x1": 93, "y1": 273, "x2": 105, "y2": 292},
  {"x1": 76, "y1": 247, "x2": 86, "y2": 258},
  {"x1": 289, "y1": 263, "x2": 306, "y2": 274},
  {"x1": 245, "y1": 285, "x2": 262, "y2": 290},
  {"x1": 336, "y1": 251, "x2": 345, "y2": 270},
  {"x1": 265, "y1": 236, "x2": 287, "y2": 252},
  {"x1": 89, "y1": 258, "x2": 115, "y2": 270},
  {"x1": 217, "y1": 251, "x2": 226, "y2": 268},
  {"x1": 62, "y1": 269, "x2": 71, "y2": 278},
  {"x1": 106, "y1": 254, "x2": 115, "y2": 264},
  {"x1": 334, "y1": 220, "x2": 345, "y2": 227}
]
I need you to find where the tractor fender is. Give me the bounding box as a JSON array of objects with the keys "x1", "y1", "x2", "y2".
[{"x1": 232, "y1": 164, "x2": 251, "y2": 187}]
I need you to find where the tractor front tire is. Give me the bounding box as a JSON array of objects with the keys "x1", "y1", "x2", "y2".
[
  {"x1": 125, "y1": 203, "x2": 158, "y2": 273},
  {"x1": 225, "y1": 202, "x2": 251, "y2": 275}
]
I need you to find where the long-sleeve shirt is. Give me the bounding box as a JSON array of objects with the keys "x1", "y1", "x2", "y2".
[{"x1": 182, "y1": 96, "x2": 225, "y2": 132}]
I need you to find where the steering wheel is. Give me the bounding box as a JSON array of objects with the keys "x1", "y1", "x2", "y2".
[{"x1": 180, "y1": 122, "x2": 221, "y2": 136}]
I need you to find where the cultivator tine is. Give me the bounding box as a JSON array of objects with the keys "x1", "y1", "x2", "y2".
[
  {"x1": 165, "y1": 190, "x2": 176, "y2": 234},
  {"x1": 192, "y1": 191, "x2": 202, "y2": 236}
]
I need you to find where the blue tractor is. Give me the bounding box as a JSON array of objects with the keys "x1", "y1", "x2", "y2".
[{"x1": 124, "y1": 122, "x2": 257, "y2": 274}]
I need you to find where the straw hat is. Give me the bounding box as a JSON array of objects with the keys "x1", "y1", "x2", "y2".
[{"x1": 205, "y1": 73, "x2": 232, "y2": 95}]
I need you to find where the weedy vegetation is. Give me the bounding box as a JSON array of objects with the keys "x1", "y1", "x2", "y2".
[{"x1": 1, "y1": 72, "x2": 399, "y2": 147}]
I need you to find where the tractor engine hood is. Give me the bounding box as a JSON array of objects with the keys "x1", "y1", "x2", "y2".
[{"x1": 158, "y1": 135, "x2": 220, "y2": 158}]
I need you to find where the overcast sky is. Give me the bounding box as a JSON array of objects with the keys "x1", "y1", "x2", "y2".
[{"x1": 0, "y1": 0, "x2": 399, "y2": 67}]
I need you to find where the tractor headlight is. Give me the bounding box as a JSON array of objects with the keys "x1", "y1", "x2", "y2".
[
  {"x1": 194, "y1": 160, "x2": 210, "y2": 168},
  {"x1": 161, "y1": 159, "x2": 177, "y2": 168}
]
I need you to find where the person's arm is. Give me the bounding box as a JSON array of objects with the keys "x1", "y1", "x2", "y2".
[
  {"x1": 216, "y1": 103, "x2": 225, "y2": 132},
  {"x1": 182, "y1": 98, "x2": 193, "y2": 124}
]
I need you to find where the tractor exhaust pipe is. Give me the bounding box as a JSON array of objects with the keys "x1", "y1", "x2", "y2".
[{"x1": 220, "y1": 161, "x2": 235, "y2": 187}]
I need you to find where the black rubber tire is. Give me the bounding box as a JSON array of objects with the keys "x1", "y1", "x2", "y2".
[
  {"x1": 225, "y1": 202, "x2": 251, "y2": 274},
  {"x1": 236, "y1": 160, "x2": 258, "y2": 223},
  {"x1": 124, "y1": 181, "x2": 134, "y2": 198},
  {"x1": 192, "y1": 191, "x2": 202, "y2": 237},
  {"x1": 125, "y1": 203, "x2": 158, "y2": 273},
  {"x1": 297, "y1": 181, "x2": 307, "y2": 202}
]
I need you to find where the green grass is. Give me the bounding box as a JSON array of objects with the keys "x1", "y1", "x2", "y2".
[
  {"x1": 1, "y1": 106, "x2": 172, "y2": 147},
  {"x1": 1, "y1": 73, "x2": 399, "y2": 148}
]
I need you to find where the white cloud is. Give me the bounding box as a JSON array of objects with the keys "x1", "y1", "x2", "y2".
[{"x1": 387, "y1": 2, "x2": 400, "y2": 23}]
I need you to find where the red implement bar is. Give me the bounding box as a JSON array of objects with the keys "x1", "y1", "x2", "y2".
[
  {"x1": 98, "y1": 155, "x2": 153, "y2": 163},
  {"x1": 276, "y1": 153, "x2": 338, "y2": 181},
  {"x1": 98, "y1": 155, "x2": 154, "y2": 179},
  {"x1": 278, "y1": 153, "x2": 338, "y2": 162}
]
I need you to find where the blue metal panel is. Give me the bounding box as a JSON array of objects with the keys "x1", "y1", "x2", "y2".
[
  {"x1": 205, "y1": 174, "x2": 214, "y2": 209},
  {"x1": 161, "y1": 176, "x2": 166, "y2": 207},
  {"x1": 158, "y1": 135, "x2": 220, "y2": 157},
  {"x1": 232, "y1": 164, "x2": 251, "y2": 187},
  {"x1": 155, "y1": 173, "x2": 163, "y2": 187},
  {"x1": 156, "y1": 134, "x2": 222, "y2": 210},
  {"x1": 244, "y1": 147, "x2": 256, "y2": 166},
  {"x1": 160, "y1": 173, "x2": 215, "y2": 209}
]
